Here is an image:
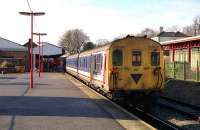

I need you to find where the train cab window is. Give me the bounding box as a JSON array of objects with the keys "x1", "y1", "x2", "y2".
[
  {"x1": 132, "y1": 51, "x2": 141, "y2": 66},
  {"x1": 151, "y1": 52, "x2": 160, "y2": 66},
  {"x1": 112, "y1": 49, "x2": 123, "y2": 66}
]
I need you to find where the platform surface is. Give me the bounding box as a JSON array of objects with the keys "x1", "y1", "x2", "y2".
[{"x1": 0, "y1": 73, "x2": 154, "y2": 130}]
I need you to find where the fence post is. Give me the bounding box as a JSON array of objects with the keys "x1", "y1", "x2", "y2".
[
  {"x1": 164, "y1": 60, "x2": 165, "y2": 79},
  {"x1": 183, "y1": 61, "x2": 186, "y2": 80},
  {"x1": 173, "y1": 61, "x2": 175, "y2": 79},
  {"x1": 197, "y1": 61, "x2": 199, "y2": 81}
]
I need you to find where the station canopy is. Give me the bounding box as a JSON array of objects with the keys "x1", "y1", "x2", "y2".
[
  {"x1": 33, "y1": 42, "x2": 64, "y2": 57},
  {"x1": 0, "y1": 37, "x2": 27, "y2": 51}
]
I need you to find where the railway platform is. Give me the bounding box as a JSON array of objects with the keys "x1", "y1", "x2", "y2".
[
  {"x1": 0, "y1": 73, "x2": 154, "y2": 130},
  {"x1": 164, "y1": 79, "x2": 200, "y2": 107}
]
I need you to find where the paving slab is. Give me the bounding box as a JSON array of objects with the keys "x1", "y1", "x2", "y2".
[{"x1": 0, "y1": 73, "x2": 154, "y2": 130}]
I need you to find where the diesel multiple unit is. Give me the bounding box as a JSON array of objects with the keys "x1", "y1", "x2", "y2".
[{"x1": 66, "y1": 36, "x2": 164, "y2": 104}]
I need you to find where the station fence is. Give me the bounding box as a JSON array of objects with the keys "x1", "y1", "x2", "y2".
[{"x1": 165, "y1": 61, "x2": 200, "y2": 81}]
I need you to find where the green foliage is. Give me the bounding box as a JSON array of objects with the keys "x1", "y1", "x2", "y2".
[{"x1": 82, "y1": 42, "x2": 95, "y2": 52}]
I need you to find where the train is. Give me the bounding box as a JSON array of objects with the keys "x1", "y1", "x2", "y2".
[{"x1": 66, "y1": 35, "x2": 164, "y2": 105}]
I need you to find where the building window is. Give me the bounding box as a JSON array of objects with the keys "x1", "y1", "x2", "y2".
[
  {"x1": 132, "y1": 51, "x2": 141, "y2": 66},
  {"x1": 151, "y1": 52, "x2": 160, "y2": 66},
  {"x1": 112, "y1": 49, "x2": 123, "y2": 66}
]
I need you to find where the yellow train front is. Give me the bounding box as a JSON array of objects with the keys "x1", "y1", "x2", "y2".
[
  {"x1": 66, "y1": 36, "x2": 164, "y2": 105},
  {"x1": 108, "y1": 36, "x2": 164, "y2": 103}
]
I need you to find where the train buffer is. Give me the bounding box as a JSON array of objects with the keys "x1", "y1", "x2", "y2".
[{"x1": 0, "y1": 73, "x2": 155, "y2": 130}]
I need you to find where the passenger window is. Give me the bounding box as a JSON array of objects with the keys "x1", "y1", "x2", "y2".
[
  {"x1": 151, "y1": 52, "x2": 160, "y2": 66},
  {"x1": 132, "y1": 51, "x2": 141, "y2": 66},
  {"x1": 112, "y1": 49, "x2": 123, "y2": 66},
  {"x1": 94, "y1": 54, "x2": 102, "y2": 74},
  {"x1": 97, "y1": 54, "x2": 102, "y2": 72},
  {"x1": 94, "y1": 56, "x2": 97, "y2": 70}
]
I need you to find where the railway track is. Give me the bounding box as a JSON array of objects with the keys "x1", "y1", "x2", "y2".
[
  {"x1": 148, "y1": 96, "x2": 200, "y2": 130},
  {"x1": 157, "y1": 96, "x2": 200, "y2": 122},
  {"x1": 124, "y1": 104, "x2": 183, "y2": 130},
  {"x1": 91, "y1": 87, "x2": 184, "y2": 130},
  {"x1": 66, "y1": 73, "x2": 183, "y2": 130}
]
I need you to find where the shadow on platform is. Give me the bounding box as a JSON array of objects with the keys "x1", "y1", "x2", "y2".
[
  {"x1": 0, "y1": 96, "x2": 131, "y2": 120},
  {"x1": 0, "y1": 77, "x2": 17, "y2": 79}
]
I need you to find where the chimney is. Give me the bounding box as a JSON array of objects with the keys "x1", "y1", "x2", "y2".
[{"x1": 160, "y1": 26, "x2": 164, "y2": 33}]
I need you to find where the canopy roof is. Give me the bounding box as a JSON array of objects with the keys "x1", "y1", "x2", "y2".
[
  {"x1": 0, "y1": 37, "x2": 27, "y2": 51},
  {"x1": 161, "y1": 35, "x2": 200, "y2": 45},
  {"x1": 33, "y1": 42, "x2": 63, "y2": 56}
]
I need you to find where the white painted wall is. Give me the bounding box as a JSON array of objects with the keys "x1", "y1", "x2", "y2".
[
  {"x1": 151, "y1": 36, "x2": 187, "y2": 43},
  {"x1": 159, "y1": 37, "x2": 186, "y2": 42}
]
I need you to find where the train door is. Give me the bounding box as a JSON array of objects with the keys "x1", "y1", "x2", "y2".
[
  {"x1": 112, "y1": 47, "x2": 125, "y2": 89},
  {"x1": 90, "y1": 54, "x2": 94, "y2": 84}
]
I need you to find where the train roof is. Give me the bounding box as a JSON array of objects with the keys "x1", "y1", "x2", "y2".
[
  {"x1": 68, "y1": 44, "x2": 110, "y2": 58},
  {"x1": 67, "y1": 36, "x2": 161, "y2": 58},
  {"x1": 110, "y1": 35, "x2": 162, "y2": 48}
]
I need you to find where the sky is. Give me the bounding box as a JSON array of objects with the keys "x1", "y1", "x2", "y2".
[{"x1": 0, "y1": 0, "x2": 199, "y2": 45}]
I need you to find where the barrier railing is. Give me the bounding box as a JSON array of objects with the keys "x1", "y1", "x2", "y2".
[{"x1": 165, "y1": 61, "x2": 200, "y2": 81}]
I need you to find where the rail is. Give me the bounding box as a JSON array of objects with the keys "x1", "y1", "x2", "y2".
[
  {"x1": 158, "y1": 96, "x2": 200, "y2": 122},
  {"x1": 66, "y1": 72, "x2": 183, "y2": 130}
]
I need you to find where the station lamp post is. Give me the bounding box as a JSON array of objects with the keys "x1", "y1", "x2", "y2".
[
  {"x1": 33, "y1": 33, "x2": 47, "y2": 78},
  {"x1": 19, "y1": 11, "x2": 45, "y2": 88}
]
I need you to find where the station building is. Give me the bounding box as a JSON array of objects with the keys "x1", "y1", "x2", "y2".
[
  {"x1": 0, "y1": 37, "x2": 28, "y2": 73},
  {"x1": 161, "y1": 35, "x2": 200, "y2": 64},
  {"x1": 0, "y1": 37, "x2": 65, "y2": 73},
  {"x1": 161, "y1": 35, "x2": 200, "y2": 81},
  {"x1": 152, "y1": 31, "x2": 189, "y2": 42},
  {"x1": 152, "y1": 27, "x2": 189, "y2": 42},
  {"x1": 33, "y1": 42, "x2": 65, "y2": 72}
]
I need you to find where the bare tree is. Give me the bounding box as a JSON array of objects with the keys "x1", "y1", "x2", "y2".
[
  {"x1": 59, "y1": 29, "x2": 89, "y2": 73},
  {"x1": 59, "y1": 29, "x2": 89, "y2": 54},
  {"x1": 166, "y1": 25, "x2": 182, "y2": 32},
  {"x1": 193, "y1": 15, "x2": 200, "y2": 36},
  {"x1": 137, "y1": 28, "x2": 157, "y2": 38},
  {"x1": 95, "y1": 39, "x2": 109, "y2": 47},
  {"x1": 182, "y1": 15, "x2": 200, "y2": 36},
  {"x1": 182, "y1": 25, "x2": 194, "y2": 36},
  {"x1": 113, "y1": 34, "x2": 129, "y2": 41}
]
